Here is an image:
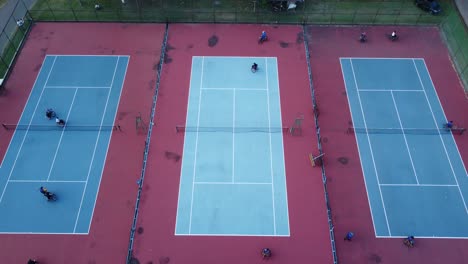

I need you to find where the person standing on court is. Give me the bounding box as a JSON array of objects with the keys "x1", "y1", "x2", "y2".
[
  {"x1": 344, "y1": 231, "x2": 354, "y2": 241},
  {"x1": 261, "y1": 248, "x2": 272, "y2": 258}
]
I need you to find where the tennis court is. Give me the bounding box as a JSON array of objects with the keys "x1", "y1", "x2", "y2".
[
  {"x1": 341, "y1": 57, "x2": 468, "y2": 238},
  {"x1": 175, "y1": 56, "x2": 289, "y2": 236},
  {"x1": 0, "y1": 55, "x2": 128, "y2": 234}
]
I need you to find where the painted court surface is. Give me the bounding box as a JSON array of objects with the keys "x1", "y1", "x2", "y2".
[
  {"x1": 309, "y1": 26, "x2": 467, "y2": 263},
  {"x1": 176, "y1": 56, "x2": 289, "y2": 236},
  {"x1": 0, "y1": 55, "x2": 128, "y2": 234},
  {"x1": 342, "y1": 58, "x2": 467, "y2": 238},
  {"x1": 0, "y1": 23, "x2": 466, "y2": 264}
]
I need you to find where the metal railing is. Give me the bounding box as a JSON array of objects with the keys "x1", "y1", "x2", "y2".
[{"x1": 126, "y1": 22, "x2": 169, "y2": 264}]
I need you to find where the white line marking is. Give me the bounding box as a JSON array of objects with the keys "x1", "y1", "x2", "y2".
[
  {"x1": 0, "y1": 56, "x2": 58, "y2": 203},
  {"x1": 273, "y1": 57, "x2": 290, "y2": 235},
  {"x1": 0, "y1": 232, "x2": 90, "y2": 235},
  {"x1": 201, "y1": 88, "x2": 267, "y2": 91},
  {"x1": 340, "y1": 59, "x2": 379, "y2": 236},
  {"x1": 49, "y1": 54, "x2": 129, "y2": 57},
  {"x1": 358, "y1": 89, "x2": 424, "y2": 92},
  {"x1": 390, "y1": 91, "x2": 419, "y2": 184},
  {"x1": 175, "y1": 56, "x2": 196, "y2": 234},
  {"x1": 193, "y1": 56, "x2": 277, "y2": 59},
  {"x1": 175, "y1": 233, "x2": 290, "y2": 237},
  {"x1": 194, "y1": 182, "x2": 272, "y2": 185},
  {"x1": 8, "y1": 180, "x2": 87, "y2": 183},
  {"x1": 232, "y1": 87, "x2": 235, "y2": 183},
  {"x1": 86, "y1": 56, "x2": 129, "y2": 233},
  {"x1": 73, "y1": 57, "x2": 121, "y2": 232},
  {"x1": 419, "y1": 59, "x2": 467, "y2": 177},
  {"x1": 340, "y1": 57, "x2": 424, "y2": 60},
  {"x1": 413, "y1": 59, "x2": 468, "y2": 214},
  {"x1": 188, "y1": 56, "x2": 205, "y2": 234},
  {"x1": 376, "y1": 235, "x2": 468, "y2": 239},
  {"x1": 46, "y1": 88, "x2": 79, "y2": 181},
  {"x1": 45, "y1": 86, "x2": 111, "y2": 89},
  {"x1": 266, "y1": 58, "x2": 277, "y2": 235},
  {"x1": 350, "y1": 58, "x2": 392, "y2": 235},
  {"x1": 380, "y1": 183, "x2": 458, "y2": 187},
  {"x1": 0, "y1": 56, "x2": 50, "y2": 168}
]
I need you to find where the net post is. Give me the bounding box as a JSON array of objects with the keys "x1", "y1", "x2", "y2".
[{"x1": 2, "y1": 123, "x2": 7, "y2": 130}]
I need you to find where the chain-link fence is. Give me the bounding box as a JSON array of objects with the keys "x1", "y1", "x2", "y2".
[
  {"x1": 2, "y1": 0, "x2": 462, "y2": 87},
  {"x1": 0, "y1": 0, "x2": 33, "y2": 84},
  {"x1": 440, "y1": 5, "x2": 468, "y2": 93},
  {"x1": 26, "y1": 0, "x2": 447, "y2": 25}
]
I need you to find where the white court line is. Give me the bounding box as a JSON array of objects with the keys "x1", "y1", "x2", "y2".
[
  {"x1": 390, "y1": 91, "x2": 419, "y2": 184},
  {"x1": 174, "y1": 56, "x2": 196, "y2": 234},
  {"x1": 86, "y1": 56, "x2": 129, "y2": 233},
  {"x1": 9, "y1": 180, "x2": 86, "y2": 183},
  {"x1": 340, "y1": 59, "x2": 378, "y2": 236},
  {"x1": 201, "y1": 88, "x2": 267, "y2": 91},
  {"x1": 273, "y1": 57, "x2": 290, "y2": 234},
  {"x1": 46, "y1": 88, "x2": 79, "y2": 181},
  {"x1": 0, "y1": 232, "x2": 89, "y2": 235},
  {"x1": 358, "y1": 89, "x2": 424, "y2": 92},
  {"x1": 340, "y1": 57, "x2": 424, "y2": 60},
  {"x1": 266, "y1": 58, "x2": 277, "y2": 235},
  {"x1": 419, "y1": 59, "x2": 467, "y2": 177},
  {"x1": 0, "y1": 56, "x2": 58, "y2": 204},
  {"x1": 188, "y1": 56, "x2": 205, "y2": 234},
  {"x1": 376, "y1": 235, "x2": 468, "y2": 239},
  {"x1": 413, "y1": 59, "x2": 468, "y2": 214},
  {"x1": 0, "y1": 56, "x2": 50, "y2": 169},
  {"x1": 350, "y1": 59, "x2": 392, "y2": 235},
  {"x1": 175, "y1": 233, "x2": 289, "y2": 237},
  {"x1": 192, "y1": 56, "x2": 277, "y2": 59},
  {"x1": 380, "y1": 183, "x2": 458, "y2": 187},
  {"x1": 45, "y1": 86, "x2": 111, "y2": 89},
  {"x1": 195, "y1": 182, "x2": 272, "y2": 185},
  {"x1": 232, "y1": 85, "x2": 236, "y2": 183},
  {"x1": 73, "y1": 56, "x2": 121, "y2": 232},
  {"x1": 48, "y1": 54, "x2": 129, "y2": 57}
]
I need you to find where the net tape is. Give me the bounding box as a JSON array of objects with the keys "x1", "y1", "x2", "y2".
[
  {"x1": 347, "y1": 127, "x2": 465, "y2": 135},
  {"x1": 2, "y1": 123, "x2": 121, "y2": 131},
  {"x1": 176, "y1": 126, "x2": 289, "y2": 133}
]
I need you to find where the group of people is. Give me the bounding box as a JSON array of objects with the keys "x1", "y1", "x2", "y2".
[
  {"x1": 46, "y1": 108, "x2": 65, "y2": 126},
  {"x1": 359, "y1": 30, "x2": 398, "y2": 42}
]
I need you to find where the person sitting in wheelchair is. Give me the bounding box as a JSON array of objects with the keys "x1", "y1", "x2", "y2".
[
  {"x1": 360, "y1": 32, "x2": 367, "y2": 42},
  {"x1": 251, "y1": 62, "x2": 258, "y2": 72},
  {"x1": 46, "y1": 108, "x2": 56, "y2": 119}
]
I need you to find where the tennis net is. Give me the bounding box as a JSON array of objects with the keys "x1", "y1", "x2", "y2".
[
  {"x1": 2, "y1": 123, "x2": 121, "y2": 131},
  {"x1": 347, "y1": 127, "x2": 465, "y2": 135},
  {"x1": 175, "y1": 126, "x2": 289, "y2": 133}
]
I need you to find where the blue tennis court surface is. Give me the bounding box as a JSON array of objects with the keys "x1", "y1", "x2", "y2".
[
  {"x1": 0, "y1": 55, "x2": 128, "y2": 234},
  {"x1": 175, "y1": 56, "x2": 289, "y2": 236},
  {"x1": 341, "y1": 58, "x2": 468, "y2": 238}
]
